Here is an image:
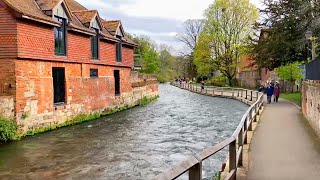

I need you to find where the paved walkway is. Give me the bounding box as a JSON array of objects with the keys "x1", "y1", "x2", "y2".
[{"x1": 247, "y1": 97, "x2": 320, "y2": 180}]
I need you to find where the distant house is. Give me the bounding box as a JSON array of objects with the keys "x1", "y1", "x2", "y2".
[
  {"x1": 237, "y1": 30, "x2": 278, "y2": 88},
  {"x1": 0, "y1": 0, "x2": 158, "y2": 133}
]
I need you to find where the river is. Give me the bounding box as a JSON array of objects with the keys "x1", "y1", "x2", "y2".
[{"x1": 0, "y1": 84, "x2": 248, "y2": 180}]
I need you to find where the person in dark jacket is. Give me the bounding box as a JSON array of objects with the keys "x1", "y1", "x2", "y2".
[{"x1": 266, "y1": 83, "x2": 273, "y2": 104}]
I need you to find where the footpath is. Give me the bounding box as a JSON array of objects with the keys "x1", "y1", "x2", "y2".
[{"x1": 247, "y1": 98, "x2": 320, "y2": 180}]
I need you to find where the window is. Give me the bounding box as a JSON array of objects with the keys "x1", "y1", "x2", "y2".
[
  {"x1": 52, "y1": 68, "x2": 66, "y2": 104},
  {"x1": 116, "y1": 35, "x2": 122, "y2": 62},
  {"x1": 114, "y1": 70, "x2": 120, "y2": 96},
  {"x1": 91, "y1": 28, "x2": 99, "y2": 59},
  {"x1": 90, "y1": 69, "x2": 98, "y2": 78},
  {"x1": 54, "y1": 16, "x2": 67, "y2": 55}
]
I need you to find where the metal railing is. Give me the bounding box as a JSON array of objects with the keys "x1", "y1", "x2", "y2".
[{"x1": 153, "y1": 82, "x2": 264, "y2": 180}]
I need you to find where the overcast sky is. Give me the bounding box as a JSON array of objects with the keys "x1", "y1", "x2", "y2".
[{"x1": 77, "y1": 0, "x2": 263, "y2": 53}]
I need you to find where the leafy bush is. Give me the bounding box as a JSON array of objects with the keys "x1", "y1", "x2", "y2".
[
  {"x1": 0, "y1": 117, "x2": 18, "y2": 142},
  {"x1": 207, "y1": 75, "x2": 228, "y2": 87}
]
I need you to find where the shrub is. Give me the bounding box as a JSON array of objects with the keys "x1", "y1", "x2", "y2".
[
  {"x1": 207, "y1": 75, "x2": 228, "y2": 87},
  {"x1": 0, "y1": 117, "x2": 18, "y2": 142}
]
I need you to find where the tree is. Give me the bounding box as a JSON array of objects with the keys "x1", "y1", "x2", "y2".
[
  {"x1": 157, "y1": 45, "x2": 178, "y2": 83},
  {"x1": 176, "y1": 19, "x2": 203, "y2": 79},
  {"x1": 194, "y1": 0, "x2": 258, "y2": 86},
  {"x1": 132, "y1": 36, "x2": 160, "y2": 74},
  {"x1": 251, "y1": 0, "x2": 319, "y2": 69},
  {"x1": 275, "y1": 62, "x2": 303, "y2": 92}
]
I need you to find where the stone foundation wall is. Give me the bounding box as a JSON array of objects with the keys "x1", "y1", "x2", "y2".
[
  {"x1": 0, "y1": 96, "x2": 14, "y2": 118},
  {"x1": 302, "y1": 80, "x2": 320, "y2": 137}
]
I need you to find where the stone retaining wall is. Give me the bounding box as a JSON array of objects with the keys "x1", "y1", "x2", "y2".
[
  {"x1": 0, "y1": 96, "x2": 14, "y2": 118},
  {"x1": 302, "y1": 80, "x2": 320, "y2": 137}
]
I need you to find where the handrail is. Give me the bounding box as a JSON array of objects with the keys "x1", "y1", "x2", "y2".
[{"x1": 153, "y1": 82, "x2": 264, "y2": 180}]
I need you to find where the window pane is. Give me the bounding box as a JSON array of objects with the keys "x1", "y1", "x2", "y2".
[
  {"x1": 90, "y1": 69, "x2": 98, "y2": 78},
  {"x1": 54, "y1": 16, "x2": 66, "y2": 55}
]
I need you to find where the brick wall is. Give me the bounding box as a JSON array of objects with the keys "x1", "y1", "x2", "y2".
[
  {"x1": 0, "y1": 3, "x2": 17, "y2": 58},
  {"x1": 302, "y1": 80, "x2": 320, "y2": 137},
  {"x1": 14, "y1": 60, "x2": 157, "y2": 133},
  {"x1": 16, "y1": 20, "x2": 134, "y2": 67},
  {"x1": 238, "y1": 70, "x2": 259, "y2": 89}
]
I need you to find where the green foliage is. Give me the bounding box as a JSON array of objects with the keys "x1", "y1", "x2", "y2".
[
  {"x1": 132, "y1": 36, "x2": 160, "y2": 74},
  {"x1": 138, "y1": 95, "x2": 159, "y2": 106},
  {"x1": 275, "y1": 62, "x2": 303, "y2": 82},
  {"x1": 131, "y1": 36, "x2": 178, "y2": 82},
  {"x1": 251, "y1": 0, "x2": 318, "y2": 69},
  {"x1": 194, "y1": 0, "x2": 258, "y2": 86},
  {"x1": 212, "y1": 172, "x2": 221, "y2": 180},
  {"x1": 158, "y1": 47, "x2": 178, "y2": 83},
  {"x1": 207, "y1": 75, "x2": 227, "y2": 87},
  {"x1": 21, "y1": 111, "x2": 29, "y2": 120},
  {"x1": 0, "y1": 117, "x2": 19, "y2": 142}
]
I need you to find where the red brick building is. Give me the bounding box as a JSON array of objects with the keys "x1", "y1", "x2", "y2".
[{"x1": 0, "y1": 0, "x2": 158, "y2": 133}]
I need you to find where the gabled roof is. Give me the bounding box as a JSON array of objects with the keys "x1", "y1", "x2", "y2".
[
  {"x1": 101, "y1": 20, "x2": 120, "y2": 34},
  {"x1": 72, "y1": 10, "x2": 97, "y2": 25},
  {"x1": 2, "y1": 0, "x2": 60, "y2": 26},
  {"x1": 35, "y1": 0, "x2": 60, "y2": 11},
  {"x1": 1, "y1": 0, "x2": 137, "y2": 47},
  {"x1": 65, "y1": 0, "x2": 86, "y2": 11}
]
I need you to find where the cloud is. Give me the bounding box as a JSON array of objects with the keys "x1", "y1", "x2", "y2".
[{"x1": 75, "y1": 0, "x2": 263, "y2": 53}]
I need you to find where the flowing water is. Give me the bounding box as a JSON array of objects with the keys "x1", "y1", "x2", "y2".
[{"x1": 0, "y1": 84, "x2": 248, "y2": 180}]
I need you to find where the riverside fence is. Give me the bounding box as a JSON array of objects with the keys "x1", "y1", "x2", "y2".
[{"x1": 153, "y1": 83, "x2": 264, "y2": 180}]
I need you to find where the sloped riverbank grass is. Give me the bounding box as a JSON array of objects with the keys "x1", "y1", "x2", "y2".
[
  {"x1": 0, "y1": 116, "x2": 19, "y2": 142},
  {"x1": 1, "y1": 95, "x2": 159, "y2": 141},
  {"x1": 139, "y1": 95, "x2": 159, "y2": 106}
]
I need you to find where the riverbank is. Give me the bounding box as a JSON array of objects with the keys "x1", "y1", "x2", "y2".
[{"x1": 0, "y1": 95, "x2": 159, "y2": 142}]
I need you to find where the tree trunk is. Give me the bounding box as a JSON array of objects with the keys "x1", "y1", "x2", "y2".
[{"x1": 228, "y1": 77, "x2": 233, "y2": 87}]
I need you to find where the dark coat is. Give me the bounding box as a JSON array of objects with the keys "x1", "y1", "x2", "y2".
[{"x1": 266, "y1": 86, "x2": 274, "y2": 96}]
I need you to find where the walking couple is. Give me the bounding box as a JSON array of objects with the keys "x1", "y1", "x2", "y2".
[{"x1": 265, "y1": 81, "x2": 280, "y2": 104}]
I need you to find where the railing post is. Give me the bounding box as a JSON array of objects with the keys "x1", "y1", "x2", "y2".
[
  {"x1": 232, "y1": 88, "x2": 234, "y2": 97},
  {"x1": 237, "y1": 89, "x2": 239, "y2": 97},
  {"x1": 245, "y1": 90, "x2": 248, "y2": 99},
  {"x1": 248, "y1": 112, "x2": 253, "y2": 131},
  {"x1": 244, "y1": 117, "x2": 248, "y2": 144},
  {"x1": 241, "y1": 90, "x2": 243, "y2": 97},
  {"x1": 256, "y1": 92, "x2": 259, "y2": 101},
  {"x1": 250, "y1": 91, "x2": 253, "y2": 101},
  {"x1": 206, "y1": 87, "x2": 208, "y2": 94},
  {"x1": 238, "y1": 128, "x2": 243, "y2": 166},
  {"x1": 229, "y1": 140, "x2": 237, "y2": 180},
  {"x1": 189, "y1": 162, "x2": 202, "y2": 180}
]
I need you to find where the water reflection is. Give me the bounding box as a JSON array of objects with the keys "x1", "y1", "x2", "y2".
[{"x1": 0, "y1": 84, "x2": 248, "y2": 180}]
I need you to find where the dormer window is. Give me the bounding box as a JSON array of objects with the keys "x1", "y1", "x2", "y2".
[
  {"x1": 54, "y1": 16, "x2": 66, "y2": 56},
  {"x1": 91, "y1": 28, "x2": 99, "y2": 59},
  {"x1": 116, "y1": 35, "x2": 122, "y2": 62}
]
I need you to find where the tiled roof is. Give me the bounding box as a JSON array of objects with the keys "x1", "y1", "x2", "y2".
[
  {"x1": 35, "y1": 0, "x2": 60, "y2": 10},
  {"x1": 2, "y1": 0, "x2": 137, "y2": 47},
  {"x1": 72, "y1": 10, "x2": 97, "y2": 25},
  {"x1": 65, "y1": 0, "x2": 87, "y2": 11},
  {"x1": 2, "y1": 0, "x2": 59, "y2": 25},
  {"x1": 101, "y1": 20, "x2": 120, "y2": 33}
]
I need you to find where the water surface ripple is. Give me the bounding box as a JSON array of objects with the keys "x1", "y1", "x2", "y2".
[{"x1": 0, "y1": 84, "x2": 248, "y2": 180}]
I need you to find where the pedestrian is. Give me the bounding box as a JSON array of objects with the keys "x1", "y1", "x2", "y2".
[
  {"x1": 274, "y1": 84, "x2": 280, "y2": 103},
  {"x1": 200, "y1": 80, "x2": 205, "y2": 90},
  {"x1": 266, "y1": 83, "x2": 273, "y2": 104}
]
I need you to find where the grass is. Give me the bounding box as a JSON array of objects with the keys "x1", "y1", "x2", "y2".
[{"x1": 280, "y1": 92, "x2": 302, "y2": 106}]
